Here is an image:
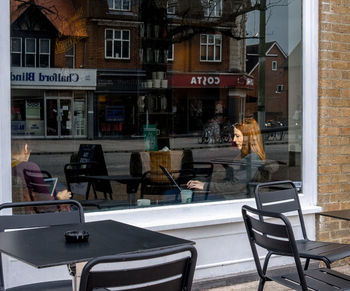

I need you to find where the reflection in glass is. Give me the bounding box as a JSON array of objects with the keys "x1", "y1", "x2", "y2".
[{"x1": 10, "y1": 0, "x2": 302, "y2": 210}]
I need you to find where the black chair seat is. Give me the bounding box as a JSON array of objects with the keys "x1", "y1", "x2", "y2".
[
  {"x1": 7, "y1": 280, "x2": 72, "y2": 291},
  {"x1": 271, "y1": 268, "x2": 350, "y2": 291},
  {"x1": 297, "y1": 239, "x2": 350, "y2": 264}
]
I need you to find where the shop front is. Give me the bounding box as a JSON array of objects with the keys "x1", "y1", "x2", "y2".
[
  {"x1": 168, "y1": 73, "x2": 254, "y2": 134},
  {"x1": 95, "y1": 69, "x2": 146, "y2": 138},
  {"x1": 11, "y1": 67, "x2": 96, "y2": 139}
]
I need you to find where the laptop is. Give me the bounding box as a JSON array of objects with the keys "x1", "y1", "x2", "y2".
[{"x1": 44, "y1": 178, "x2": 58, "y2": 197}]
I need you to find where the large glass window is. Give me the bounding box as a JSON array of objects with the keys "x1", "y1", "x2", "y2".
[{"x1": 10, "y1": 0, "x2": 303, "y2": 212}]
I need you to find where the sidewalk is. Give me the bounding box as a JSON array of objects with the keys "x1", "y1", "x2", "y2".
[{"x1": 202, "y1": 265, "x2": 350, "y2": 291}]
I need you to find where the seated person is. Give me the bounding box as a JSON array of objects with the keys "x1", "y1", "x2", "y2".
[
  {"x1": 187, "y1": 118, "x2": 265, "y2": 198},
  {"x1": 11, "y1": 140, "x2": 71, "y2": 210}
]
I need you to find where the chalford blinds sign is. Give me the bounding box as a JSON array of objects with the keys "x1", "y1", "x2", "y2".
[{"x1": 11, "y1": 68, "x2": 97, "y2": 90}]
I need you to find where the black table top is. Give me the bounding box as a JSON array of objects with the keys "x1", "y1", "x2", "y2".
[
  {"x1": 318, "y1": 209, "x2": 350, "y2": 221},
  {"x1": 0, "y1": 220, "x2": 193, "y2": 268}
]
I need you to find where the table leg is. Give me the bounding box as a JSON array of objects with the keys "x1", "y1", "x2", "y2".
[{"x1": 68, "y1": 261, "x2": 87, "y2": 291}]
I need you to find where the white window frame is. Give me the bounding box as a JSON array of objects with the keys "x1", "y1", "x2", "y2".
[
  {"x1": 65, "y1": 43, "x2": 75, "y2": 68},
  {"x1": 25, "y1": 38, "x2": 36, "y2": 67},
  {"x1": 10, "y1": 37, "x2": 22, "y2": 67},
  {"x1": 39, "y1": 38, "x2": 50, "y2": 68},
  {"x1": 272, "y1": 60, "x2": 277, "y2": 71},
  {"x1": 108, "y1": 0, "x2": 131, "y2": 11},
  {"x1": 202, "y1": 0, "x2": 222, "y2": 17},
  {"x1": 1, "y1": 0, "x2": 318, "y2": 216},
  {"x1": 200, "y1": 34, "x2": 222, "y2": 62},
  {"x1": 105, "y1": 29, "x2": 130, "y2": 60},
  {"x1": 276, "y1": 84, "x2": 283, "y2": 93}
]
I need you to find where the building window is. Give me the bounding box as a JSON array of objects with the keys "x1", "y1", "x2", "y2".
[
  {"x1": 25, "y1": 38, "x2": 36, "y2": 67},
  {"x1": 107, "y1": 0, "x2": 131, "y2": 11},
  {"x1": 11, "y1": 37, "x2": 22, "y2": 67},
  {"x1": 167, "y1": 44, "x2": 174, "y2": 61},
  {"x1": 200, "y1": 34, "x2": 222, "y2": 62},
  {"x1": 65, "y1": 44, "x2": 75, "y2": 68},
  {"x1": 202, "y1": 0, "x2": 222, "y2": 17},
  {"x1": 276, "y1": 85, "x2": 284, "y2": 93},
  {"x1": 167, "y1": 1, "x2": 176, "y2": 14},
  {"x1": 272, "y1": 60, "x2": 277, "y2": 71},
  {"x1": 105, "y1": 29, "x2": 130, "y2": 59},
  {"x1": 39, "y1": 39, "x2": 50, "y2": 68}
]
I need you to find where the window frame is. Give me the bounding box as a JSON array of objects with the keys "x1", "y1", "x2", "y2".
[
  {"x1": 105, "y1": 29, "x2": 131, "y2": 60},
  {"x1": 108, "y1": 0, "x2": 131, "y2": 11},
  {"x1": 65, "y1": 43, "x2": 75, "y2": 68},
  {"x1": 25, "y1": 38, "x2": 36, "y2": 67},
  {"x1": 272, "y1": 60, "x2": 277, "y2": 71},
  {"x1": 10, "y1": 37, "x2": 22, "y2": 67},
  {"x1": 39, "y1": 38, "x2": 51, "y2": 68},
  {"x1": 1, "y1": 0, "x2": 318, "y2": 213},
  {"x1": 200, "y1": 34, "x2": 222, "y2": 62},
  {"x1": 202, "y1": 0, "x2": 222, "y2": 18}
]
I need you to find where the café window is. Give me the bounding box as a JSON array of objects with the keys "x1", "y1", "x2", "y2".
[
  {"x1": 200, "y1": 34, "x2": 222, "y2": 62},
  {"x1": 202, "y1": 0, "x2": 222, "y2": 17},
  {"x1": 107, "y1": 0, "x2": 131, "y2": 11},
  {"x1": 105, "y1": 29, "x2": 130, "y2": 59},
  {"x1": 10, "y1": 0, "x2": 303, "y2": 211},
  {"x1": 11, "y1": 37, "x2": 22, "y2": 67}
]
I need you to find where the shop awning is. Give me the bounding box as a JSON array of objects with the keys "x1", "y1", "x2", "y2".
[{"x1": 167, "y1": 73, "x2": 254, "y2": 89}]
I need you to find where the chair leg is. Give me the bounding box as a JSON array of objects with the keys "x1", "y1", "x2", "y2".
[
  {"x1": 262, "y1": 252, "x2": 273, "y2": 274},
  {"x1": 257, "y1": 278, "x2": 265, "y2": 291},
  {"x1": 304, "y1": 258, "x2": 310, "y2": 270}
]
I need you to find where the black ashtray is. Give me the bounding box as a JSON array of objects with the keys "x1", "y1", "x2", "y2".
[{"x1": 65, "y1": 230, "x2": 89, "y2": 243}]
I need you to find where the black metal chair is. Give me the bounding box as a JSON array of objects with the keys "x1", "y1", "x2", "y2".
[
  {"x1": 79, "y1": 244, "x2": 197, "y2": 291},
  {"x1": 254, "y1": 180, "x2": 350, "y2": 270},
  {"x1": 64, "y1": 162, "x2": 98, "y2": 200},
  {"x1": 242, "y1": 205, "x2": 350, "y2": 291},
  {"x1": 23, "y1": 169, "x2": 53, "y2": 202},
  {"x1": 0, "y1": 200, "x2": 84, "y2": 291}
]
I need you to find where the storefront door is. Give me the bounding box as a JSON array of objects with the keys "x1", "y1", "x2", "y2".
[{"x1": 46, "y1": 98, "x2": 73, "y2": 137}]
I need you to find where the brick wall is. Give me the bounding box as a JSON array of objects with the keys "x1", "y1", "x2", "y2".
[{"x1": 318, "y1": 0, "x2": 350, "y2": 248}]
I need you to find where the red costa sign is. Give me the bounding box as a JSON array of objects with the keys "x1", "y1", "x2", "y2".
[{"x1": 167, "y1": 73, "x2": 254, "y2": 89}]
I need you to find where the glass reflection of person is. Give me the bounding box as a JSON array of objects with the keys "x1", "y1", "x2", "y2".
[
  {"x1": 187, "y1": 118, "x2": 265, "y2": 197},
  {"x1": 11, "y1": 140, "x2": 71, "y2": 205}
]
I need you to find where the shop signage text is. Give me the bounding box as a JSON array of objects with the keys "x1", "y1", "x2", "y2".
[
  {"x1": 11, "y1": 67, "x2": 97, "y2": 88},
  {"x1": 168, "y1": 73, "x2": 254, "y2": 89},
  {"x1": 190, "y1": 76, "x2": 220, "y2": 86},
  {"x1": 11, "y1": 72, "x2": 80, "y2": 83}
]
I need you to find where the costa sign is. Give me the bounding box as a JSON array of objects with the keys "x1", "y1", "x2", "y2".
[{"x1": 168, "y1": 73, "x2": 254, "y2": 89}]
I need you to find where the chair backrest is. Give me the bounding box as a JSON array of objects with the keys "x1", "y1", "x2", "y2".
[
  {"x1": 23, "y1": 169, "x2": 52, "y2": 201},
  {"x1": 64, "y1": 162, "x2": 96, "y2": 186},
  {"x1": 79, "y1": 244, "x2": 197, "y2": 291},
  {"x1": 0, "y1": 200, "x2": 85, "y2": 289},
  {"x1": 254, "y1": 180, "x2": 308, "y2": 240},
  {"x1": 242, "y1": 205, "x2": 308, "y2": 290}
]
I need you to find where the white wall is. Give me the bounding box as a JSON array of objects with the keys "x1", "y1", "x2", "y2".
[{"x1": 0, "y1": 0, "x2": 319, "y2": 288}]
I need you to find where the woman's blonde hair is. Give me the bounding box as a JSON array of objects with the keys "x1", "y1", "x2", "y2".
[{"x1": 234, "y1": 118, "x2": 265, "y2": 161}]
